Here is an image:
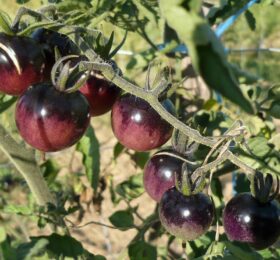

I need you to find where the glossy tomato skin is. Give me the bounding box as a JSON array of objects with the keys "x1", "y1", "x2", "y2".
[
  {"x1": 80, "y1": 75, "x2": 121, "y2": 116},
  {"x1": 31, "y1": 28, "x2": 78, "y2": 76},
  {"x1": 15, "y1": 83, "x2": 90, "y2": 152},
  {"x1": 143, "y1": 150, "x2": 183, "y2": 202},
  {"x1": 0, "y1": 33, "x2": 46, "y2": 95},
  {"x1": 32, "y1": 28, "x2": 76, "y2": 56},
  {"x1": 159, "y1": 187, "x2": 214, "y2": 241},
  {"x1": 111, "y1": 94, "x2": 175, "y2": 152},
  {"x1": 223, "y1": 193, "x2": 280, "y2": 250}
]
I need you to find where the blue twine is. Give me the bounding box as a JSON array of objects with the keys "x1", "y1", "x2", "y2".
[
  {"x1": 158, "y1": 0, "x2": 259, "y2": 54},
  {"x1": 215, "y1": 0, "x2": 259, "y2": 37}
]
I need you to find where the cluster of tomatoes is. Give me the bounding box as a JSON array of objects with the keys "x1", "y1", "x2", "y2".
[
  {"x1": 0, "y1": 29, "x2": 176, "y2": 153},
  {"x1": 143, "y1": 150, "x2": 280, "y2": 250},
  {"x1": 0, "y1": 29, "x2": 121, "y2": 151},
  {"x1": 0, "y1": 28, "x2": 279, "y2": 251}
]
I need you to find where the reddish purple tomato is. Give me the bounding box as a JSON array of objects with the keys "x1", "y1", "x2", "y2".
[
  {"x1": 111, "y1": 94, "x2": 175, "y2": 152},
  {"x1": 159, "y1": 187, "x2": 214, "y2": 241},
  {"x1": 15, "y1": 83, "x2": 90, "y2": 152},
  {"x1": 80, "y1": 75, "x2": 121, "y2": 116},
  {"x1": 223, "y1": 193, "x2": 280, "y2": 250},
  {"x1": 143, "y1": 150, "x2": 183, "y2": 202},
  {"x1": 0, "y1": 33, "x2": 46, "y2": 95}
]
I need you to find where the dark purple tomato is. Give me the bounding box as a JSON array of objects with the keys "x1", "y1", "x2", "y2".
[
  {"x1": 15, "y1": 83, "x2": 90, "y2": 152},
  {"x1": 223, "y1": 193, "x2": 280, "y2": 250},
  {"x1": 32, "y1": 28, "x2": 77, "y2": 56},
  {"x1": 159, "y1": 187, "x2": 214, "y2": 241},
  {"x1": 0, "y1": 33, "x2": 46, "y2": 95},
  {"x1": 143, "y1": 150, "x2": 183, "y2": 202},
  {"x1": 80, "y1": 74, "x2": 121, "y2": 116},
  {"x1": 31, "y1": 28, "x2": 78, "y2": 75},
  {"x1": 111, "y1": 94, "x2": 175, "y2": 152}
]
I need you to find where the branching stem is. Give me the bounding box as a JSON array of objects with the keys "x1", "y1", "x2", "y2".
[{"x1": 3, "y1": 6, "x2": 258, "y2": 209}]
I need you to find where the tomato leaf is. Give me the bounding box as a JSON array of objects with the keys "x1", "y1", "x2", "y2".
[
  {"x1": 109, "y1": 210, "x2": 134, "y2": 229},
  {"x1": 17, "y1": 234, "x2": 106, "y2": 259},
  {"x1": 40, "y1": 159, "x2": 60, "y2": 184},
  {"x1": 0, "y1": 11, "x2": 13, "y2": 35},
  {"x1": 113, "y1": 142, "x2": 125, "y2": 160},
  {"x1": 16, "y1": 0, "x2": 30, "y2": 4},
  {"x1": 208, "y1": 0, "x2": 254, "y2": 24},
  {"x1": 159, "y1": 0, "x2": 254, "y2": 114},
  {"x1": 16, "y1": 238, "x2": 49, "y2": 259},
  {"x1": 77, "y1": 126, "x2": 100, "y2": 193},
  {"x1": 128, "y1": 241, "x2": 157, "y2": 260},
  {"x1": 0, "y1": 96, "x2": 16, "y2": 114},
  {"x1": 225, "y1": 241, "x2": 263, "y2": 260},
  {"x1": 116, "y1": 173, "x2": 144, "y2": 200},
  {"x1": 245, "y1": 10, "x2": 256, "y2": 31},
  {"x1": 131, "y1": 152, "x2": 150, "y2": 169},
  {"x1": 247, "y1": 137, "x2": 272, "y2": 158},
  {"x1": 3, "y1": 204, "x2": 33, "y2": 216}
]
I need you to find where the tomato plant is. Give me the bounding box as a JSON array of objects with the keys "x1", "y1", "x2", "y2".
[{"x1": 0, "y1": 0, "x2": 279, "y2": 259}]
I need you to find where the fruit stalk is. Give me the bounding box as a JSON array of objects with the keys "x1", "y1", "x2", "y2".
[
  {"x1": 60, "y1": 29, "x2": 258, "y2": 176},
  {"x1": 0, "y1": 124, "x2": 55, "y2": 206},
  {"x1": 10, "y1": 6, "x2": 256, "y2": 187}
]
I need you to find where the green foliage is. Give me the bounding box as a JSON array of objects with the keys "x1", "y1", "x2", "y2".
[
  {"x1": 0, "y1": 1, "x2": 279, "y2": 259},
  {"x1": 115, "y1": 174, "x2": 144, "y2": 201},
  {"x1": 159, "y1": 0, "x2": 254, "y2": 114},
  {"x1": 128, "y1": 241, "x2": 157, "y2": 260},
  {"x1": 245, "y1": 10, "x2": 256, "y2": 31},
  {"x1": 109, "y1": 210, "x2": 134, "y2": 229},
  {"x1": 16, "y1": 233, "x2": 105, "y2": 259},
  {"x1": 0, "y1": 11, "x2": 13, "y2": 35},
  {"x1": 208, "y1": 0, "x2": 256, "y2": 24},
  {"x1": 77, "y1": 126, "x2": 100, "y2": 193}
]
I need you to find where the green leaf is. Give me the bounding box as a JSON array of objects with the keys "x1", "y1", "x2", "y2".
[
  {"x1": 0, "y1": 236, "x2": 17, "y2": 260},
  {"x1": 109, "y1": 31, "x2": 128, "y2": 58},
  {"x1": 210, "y1": 177, "x2": 223, "y2": 208},
  {"x1": 16, "y1": 238, "x2": 49, "y2": 260},
  {"x1": 208, "y1": 0, "x2": 253, "y2": 24},
  {"x1": 77, "y1": 126, "x2": 100, "y2": 192},
  {"x1": 131, "y1": 152, "x2": 150, "y2": 169},
  {"x1": 128, "y1": 241, "x2": 157, "y2": 260},
  {"x1": 196, "y1": 44, "x2": 254, "y2": 114},
  {"x1": 247, "y1": 137, "x2": 272, "y2": 158},
  {"x1": 225, "y1": 241, "x2": 262, "y2": 260},
  {"x1": 16, "y1": 0, "x2": 30, "y2": 4},
  {"x1": 193, "y1": 241, "x2": 225, "y2": 259},
  {"x1": 0, "y1": 11, "x2": 13, "y2": 35},
  {"x1": 17, "y1": 234, "x2": 105, "y2": 259},
  {"x1": 17, "y1": 21, "x2": 58, "y2": 37},
  {"x1": 40, "y1": 159, "x2": 60, "y2": 184},
  {"x1": 269, "y1": 133, "x2": 280, "y2": 150},
  {"x1": 159, "y1": 0, "x2": 254, "y2": 114},
  {"x1": 109, "y1": 210, "x2": 134, "y2": 229},
  {"x1": 0, "y1": 227, "x2": 6, "y2": 243},
  {"x1": 3, "y1": 204, "x2": 32, "y2": 216},
  {"x1": 0, "y1": 96, "x2": 16, "y2": 114},
  {"x1": 116, "y1": 173, "x2": 144, "y2": 200},
  {"x1": 245, "y1": 10, "x2": 256, "y2": 31},
  {"x1": 234, "y1": 173, "x2": 250, "y2": 193},
  {"x1": 132, "y1": 0, "x2": 159, "y2": 25},
  {"x1": 229, "y1": 64, "x2": 259, "y2": 85},
  {"x1": 113, "y1": 142, "x2": 125, "y2": 160}
]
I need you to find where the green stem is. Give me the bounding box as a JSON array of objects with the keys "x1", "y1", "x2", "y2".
[
  {"x1": 9, "y1": 6, "x2": 258, "y2": 206},
  {"x1": 0, "y1": 125, "x2": 55, "y2": 206}
]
